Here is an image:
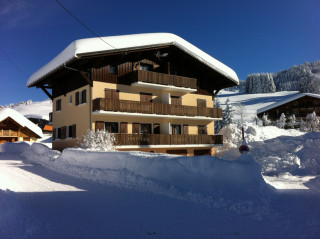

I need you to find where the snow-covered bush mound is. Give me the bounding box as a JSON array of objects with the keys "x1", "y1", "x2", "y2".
[
  {"x1": 22, "y1": 144, "x2": 272, "y2": 214},
  {"x1": 0, "y1": 142, "x2": 31, "y2": 153},
  {"x1": 217, "y1": 123, "x2": 320, "y2": 175}
]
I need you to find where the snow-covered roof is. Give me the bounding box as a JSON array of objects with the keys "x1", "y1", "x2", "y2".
[
  {"x1": 27, "y1": 33, "x2": 239, "y2": 87},
  {"x1": 0, "y1": 108, "x2": 43, "y2": 138},
  {"x1": 257, "y1": 93, "x2": 320, "y2": 114}
]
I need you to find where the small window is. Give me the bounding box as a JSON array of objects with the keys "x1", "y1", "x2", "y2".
[
  {"x1": 139, "y1": 63, "x2": 153, "y2": 71},
  {"x1": 56, "y1": 99, "x2": 61, "y2": 112},
  {"x1": 105, "y1": 122, "x2": 118, "y2": 133},
  {"x1": 109, "y1": 65, "x2": 118, "y2": 74},
  {"x1": 140, "y1": 124, "x2": 152, "y2": 134},
  {"x1": 69, "y1": 95, "x2": 72, "y2": 104},
  {"x1": 75, "y1": 89, "x2": 87, "y2": 106}
]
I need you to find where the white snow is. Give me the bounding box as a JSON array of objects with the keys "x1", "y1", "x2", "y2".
[
  {"x1": 0, "y1": 108, "x2": 43, "y2": 138},
  {"x1": 11, "y1": 99, "x2": 52, "y2": 120},
  {"x1": 27, "y1": 33, "x2": 239, "y2": 87},
  {"x1": 1, "y1": 91, "x2": 320, "y2": 238}
]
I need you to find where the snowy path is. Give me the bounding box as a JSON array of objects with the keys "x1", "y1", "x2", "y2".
[
  {"x1": 1, "y1": 152, "x2": 320, "y2": 239},
  {"x1": 0, "y1": 155, "x2": 83, "y2": 193}
]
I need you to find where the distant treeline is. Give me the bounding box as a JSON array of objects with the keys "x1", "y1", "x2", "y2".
[
  {"x1": 225, "y1": 60, "x2": 320, "y2": 94},
  {"x1": 246, "y1": 60, "x2": 320, "y2": 94}
]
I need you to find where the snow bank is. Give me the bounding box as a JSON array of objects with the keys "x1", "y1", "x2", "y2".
[
  {"x1": 0, "y1": 141, "x2": 31, "y2": 153},
  {"x1": 217, "y1": 123, "x2": 320, "y2": 175},
  {"x1": 22, "y1": 144, "x2": 271, "y2": 214}
]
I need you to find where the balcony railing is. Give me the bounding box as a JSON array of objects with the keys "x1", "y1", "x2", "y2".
[
  {"x1": 114, "y1": 134, "x2": 223, "y2": 146},
  {"x1": 118, "y1": 70, "x2": 197, "y2": 89},
  {"x1": 93, "y1": 98, "x2": 222, "y2": 118},
  {"x1": 0, "y1": 130, "x2": 18, "y2": 137}
]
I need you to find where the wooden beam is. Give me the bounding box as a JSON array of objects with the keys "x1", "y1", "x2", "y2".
[
  {"x1": 79, "y1": 71, "x2": 92, "y2": 86},
  {"x1": 40, "y1": 86, "x2": 53, "y2": 100}
]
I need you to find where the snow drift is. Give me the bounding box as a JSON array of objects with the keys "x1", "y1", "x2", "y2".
[{"x1": 21, "y1": 143, "x2": 271, "y2": 213}]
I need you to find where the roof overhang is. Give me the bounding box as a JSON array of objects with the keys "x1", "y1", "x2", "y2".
[{"x1": 27, "y1": 33, "x2": 239, "y2": 89}]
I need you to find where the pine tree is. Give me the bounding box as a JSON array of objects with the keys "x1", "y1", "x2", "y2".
[
  {"x1": 214, "y1": 99, "x2": 223, "y2": 134},
  {"x1": 221, "y1": 98, "x2": 233, "y2": 127}
]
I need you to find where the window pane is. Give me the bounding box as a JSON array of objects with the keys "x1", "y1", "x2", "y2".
[
  {"x1": 105, "y1": 122, "x2": 118, "y2": 133},
  {"x1": 140, "y1": 124, "x2": 151, "y2": 134}
]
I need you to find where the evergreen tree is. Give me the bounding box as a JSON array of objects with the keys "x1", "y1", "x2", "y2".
[
  {"x1": 214, "y1": 99, "x2": 223, "y2": 134},
  {"x1": 221, "y1": 98, "x2": 233, "y2": 127}
]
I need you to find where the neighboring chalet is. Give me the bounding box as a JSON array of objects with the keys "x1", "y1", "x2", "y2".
[
  {"x1": 257, "y1": 93, "x2": 320, "y2": 121},
  {"x1": 27, "y1": 33, "x2": 239, "y2": 155},
  {"x1": 0, "y1": 108, "x2": 43, "y2": 143}
]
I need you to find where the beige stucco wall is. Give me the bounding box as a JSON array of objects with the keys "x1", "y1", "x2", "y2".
[{"x1": 53, "y1": 85, "x2": 90, "y2": 140}]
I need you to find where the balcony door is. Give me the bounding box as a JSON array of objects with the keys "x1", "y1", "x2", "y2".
[{"x1": 171, "y1": 124, "x2": 181, "y2": 135}]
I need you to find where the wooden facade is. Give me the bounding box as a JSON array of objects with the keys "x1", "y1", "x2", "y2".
[
  {"x1": 257, "y1": 95, "x2": 320, "y2": 121},
  {"x1": 0, "y1": 117, "x2": 40, "y2": 143}
]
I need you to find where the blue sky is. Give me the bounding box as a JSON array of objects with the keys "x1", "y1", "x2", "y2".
[{"x1": 0, "y1": 0, "x2": 319, "y2": 106}]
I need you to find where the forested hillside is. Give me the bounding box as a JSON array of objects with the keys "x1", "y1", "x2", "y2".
[{"x1": 246, "y1": 60, "x2": 320, "y2": 94}]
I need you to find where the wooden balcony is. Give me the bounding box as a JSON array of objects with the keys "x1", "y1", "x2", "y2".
[
  {"x1": 93, "y1": 98, "x2": 222, "y2": 118},
  {"x1": 114, "y1": 134, "x2": 223, "y2": 146},
  {"x1": 118, "y1": 70, "x2": 197, "y2": 89},
  {"x1": 0, "y1": 130, "x2": 18, "y2": 137}
]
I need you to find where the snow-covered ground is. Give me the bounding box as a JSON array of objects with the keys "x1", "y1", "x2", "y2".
[
  {"x1": 1, "y1": 92, "x2": 320, "y2": 238},
  {"x1": 1, "y1": 142, "x2": 320, "y2": 239}
]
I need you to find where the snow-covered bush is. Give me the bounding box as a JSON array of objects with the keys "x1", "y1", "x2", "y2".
[
  {"x1": 276, "y1": 113, "x2": 286, "y2": 129},
  {"x1": 288, "y1": 114, "x2": 296, "y2": 129},
  {"x1": 79, "y1": 130, "x2": 116, "y2": 151},
  {"x1": 304, "y1": 112, "x2": 319, "y2": 132},
  {"x1": 262, "y1": 114, "x2": 271, "y2": 126}
]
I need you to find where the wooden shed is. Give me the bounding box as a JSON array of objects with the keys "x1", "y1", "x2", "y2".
[{"x1": 257, "y1": 93, "x2": 320, "y2": 121}]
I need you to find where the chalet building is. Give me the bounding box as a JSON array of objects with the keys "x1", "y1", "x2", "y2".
[
  {"x1": 0, "y1": 108, "x2": 43, "y2": 143},
  {"x1": 27, "y1": 33, "x2": 239, "y2": 155},
  {"x1": 257, "y1": 93, "x2": 320, "y2": 121}
]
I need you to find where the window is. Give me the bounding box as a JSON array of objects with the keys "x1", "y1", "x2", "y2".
[
  {"x1": 171, "y1": 124, "x2": 181, "y2": 135},
  {"x1": 67, "y1": 125, "x2": 73, "y2": 138},
  {"x1": 75, "y1": 89, "x2": 87, "y2": 106},
  {"x1": 139, "y1": 63, "x2": 153, "y2": 71},
  {"x1": 140, "y1": 124, "x2": 152, "y2": 134},
  {"x1": 105, "y1": 122, "x2": 118, "y2": 133},
  {"x1": 56, "y1": 99, "x2": 61, "y2": 111},
  {"x1": 198, "y1": 125, "x2": 207, "y2": 135},
  {"x1": 109, "y1": 65, "x2": 117, "y2": 74},
  {"x1": 69, "y1": 95, "x2": 72, "y2": 104}
]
